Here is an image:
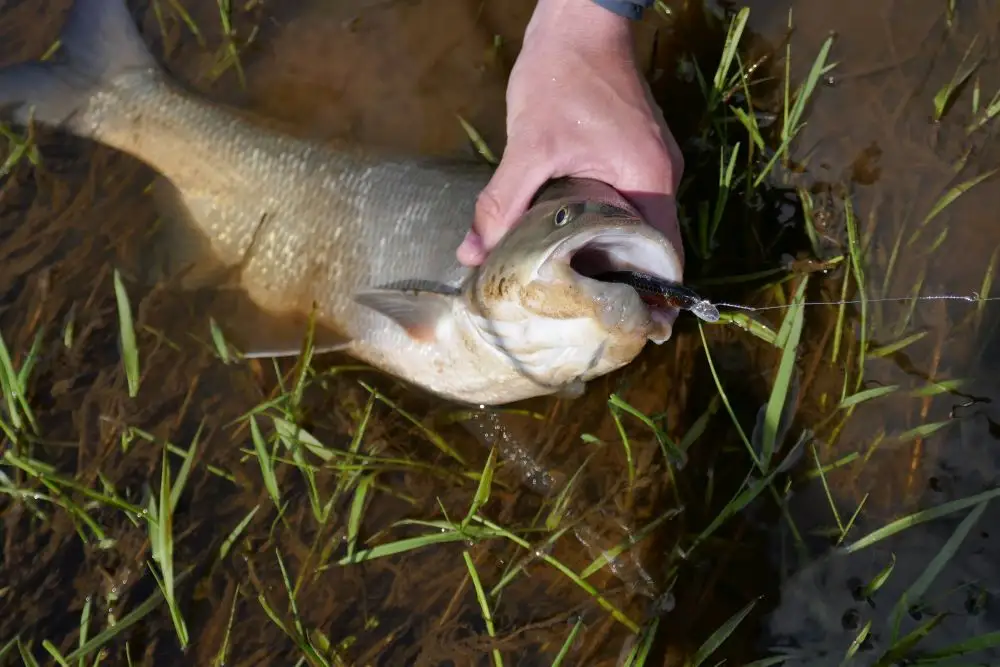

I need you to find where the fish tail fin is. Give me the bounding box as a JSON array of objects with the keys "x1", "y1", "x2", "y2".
[{"x1": 0, "y1": 0, "x2": 158, "y2": 135}]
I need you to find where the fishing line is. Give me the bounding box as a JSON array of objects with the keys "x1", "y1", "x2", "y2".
[
  {"x1": 699, "y1": 292, "x2": 1000, "y2": 321},
  {"x1": 594, "y1": 271, "x2": 1000, "y2": 323}
]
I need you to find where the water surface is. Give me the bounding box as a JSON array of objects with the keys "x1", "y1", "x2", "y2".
[{"x1": 1, "y1": 0, "x2": 1000, "y2": 664}]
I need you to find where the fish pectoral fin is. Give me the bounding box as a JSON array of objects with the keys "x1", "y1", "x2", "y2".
[{"x1": 353, "y1": 288, "x2": 455, "y2": 343}]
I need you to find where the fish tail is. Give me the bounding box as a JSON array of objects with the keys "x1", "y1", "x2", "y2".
[{"x1": 0, "y1": 0, "x2": 158, "y2": 137}]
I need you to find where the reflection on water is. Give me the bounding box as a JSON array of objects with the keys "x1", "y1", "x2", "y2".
[{"x1": 1, "y1": 0, "x2": 1000, "y2": 664}]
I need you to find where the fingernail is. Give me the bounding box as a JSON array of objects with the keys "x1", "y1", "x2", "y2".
[{"x1": 458, "y1": 230, "x2": 481, "y2": 252}]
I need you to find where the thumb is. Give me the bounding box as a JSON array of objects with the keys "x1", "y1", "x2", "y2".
[{"x1": 458, "y1": 151, "x2": 550, "y2": 265}]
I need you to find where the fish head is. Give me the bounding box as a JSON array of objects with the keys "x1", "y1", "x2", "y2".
[{"x1": 464, "y1": 177, "x2": 684, "y2": 389}]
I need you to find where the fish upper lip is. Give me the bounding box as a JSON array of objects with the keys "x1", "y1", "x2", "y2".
[{"x1": 549, "y1": 227, "x2": 684, "y2": 286}]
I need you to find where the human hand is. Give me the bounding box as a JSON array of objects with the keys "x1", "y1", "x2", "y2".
[{"x1": 457, "y1": 0, "x2": 685, "y2": 271}]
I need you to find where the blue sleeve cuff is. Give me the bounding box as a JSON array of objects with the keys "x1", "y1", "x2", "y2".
[{"x1": 590, "y1": 0, "x2": 654, "y2": 20}]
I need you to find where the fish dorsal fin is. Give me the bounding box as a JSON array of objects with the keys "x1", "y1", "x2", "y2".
[{"x1": 353, "y1": 288, "x2": 455, "y2": 343}]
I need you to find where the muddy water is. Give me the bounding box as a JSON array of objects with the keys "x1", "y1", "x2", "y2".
[
  {"x1": 728, "y1": 1, "x2": 1000, "y2": 662},
  {"x1": 2, "y1": 0, "x2": 1000, "y2": 665}
]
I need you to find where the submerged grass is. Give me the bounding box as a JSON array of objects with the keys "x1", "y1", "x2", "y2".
[
  {"x1": 1, "y1": 0, "x2": 999, "y2": 665},
  {"x1": 146, "y1": 446, "x2": 190, "y2": 648},
  {"x1": 672, "y1": 2, "x2": 1000, "y2": 663},
  {"x1": 112, "y1": 268, "x2": 140, "y2": 398}
]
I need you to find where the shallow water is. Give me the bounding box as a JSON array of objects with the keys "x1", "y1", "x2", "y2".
[{"x1": 1, "y1": 0, "x2": 1000, "y2": 664}]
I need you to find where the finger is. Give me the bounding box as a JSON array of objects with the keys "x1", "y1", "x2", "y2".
[
  {"x1": 627, "y1": 190, "x2": 684, "y2": 269},
  {"x1": 456, "y1": 229, "x2": 486, "y2": 266},
  {"x1": 639, "y1": 86, "x2": 685, "y2": 192},
  {"x1": 473, "y1": 151, "x2": 552, "y2": 252}
]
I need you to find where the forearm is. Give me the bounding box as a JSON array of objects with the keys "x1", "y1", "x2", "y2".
[
  {"x1": 530, "y1": 0, "x2": 653, "y2": 22},
  {"x1": 590, "y1": 0, "x2": 654, "y2": 20},
  {"x1": 526, "y1": 0, "x2": 648, "y2": 57}
]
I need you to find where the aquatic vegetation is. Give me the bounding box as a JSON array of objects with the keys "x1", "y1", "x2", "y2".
[{"x1": 1, "y1": 0, "x2": 1000, "y2": 665}]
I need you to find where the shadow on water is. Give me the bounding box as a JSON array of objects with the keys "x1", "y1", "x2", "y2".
[{"x1": 2, "y1": 0, "x2": 1000, "y2": 664}]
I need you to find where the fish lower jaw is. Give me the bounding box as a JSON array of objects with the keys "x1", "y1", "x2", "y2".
[
  {"x1": 572, "y1": 275, "x2": 673, "y2": 345},
  {"x1": 354, "y1": 315, "x2": 647, "y2": 405},
  {"x1": 467, "y1": 312, "x2": 648, "y2": 387},
  {"x1": 647, "y1": 309, "x2": 675, "y2": 344}
]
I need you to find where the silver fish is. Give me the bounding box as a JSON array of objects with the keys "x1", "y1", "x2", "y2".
[{"x1": 0, "y1": 0, "x2": 684, "y2": 405}]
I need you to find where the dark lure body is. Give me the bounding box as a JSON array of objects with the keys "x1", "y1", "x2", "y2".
[{"x1": 594, "y1": 271, "x2": 720, "y2": 322}]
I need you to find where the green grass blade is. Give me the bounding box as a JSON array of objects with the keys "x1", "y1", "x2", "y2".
[
  {"x1": 710, "y1": 8, "x2": 750, "y2": 107},
  {"x1": 868, "y1": 331, "x2": 928, "y2": 359},
  {"x1": 917, "y1": 168, "x2": 999, "y2": 235},
  {"x1": 338, "y1": 530, "x2": 476, "y2": 565},
  {"x1": 678, "y1": 395, "x2": 720, "y2": 453},
  {"x1": 359, "y1": 381, "x2": 466, "y2": 465},
  {"x1": 168, "y1": 424, "x2": 200, "y2": 514},
  {"x1": 862, "y1": 553, "x2": 896, "y2": 599},
  {"x1": 842, "y1": 619, "x2": 873, "y2": 665},
  {"x1": 463, "y1": 446, "x2": 497, "y2": 528},
  {"x1": 760, "y1": 277, "x2": 808, "y2": 470},
  {"x1": 609, "y1": 393, "x2": 686, "y2": 467},
  {"x1": 112, "y1": 268, "x2": 140, "y2": 398},
  {"x1": 463, "y1": 550, "x2": 503, "y2": 667},
  {"x1": 898, "y1": 420, "x2": 951, "y2": 443},
  {"x1": 550, "y1": 618, "x2": 584, "y2": 667},
  {"x1": 880, "y1": 613, "x2": 948, "y2": 664},
  {"x1": 457, "y1": 115, "x2": 498, "y2": 165},
  {"x1": 887, "y1": 500, "x2": 989, "y2": 645},
  {"x1": 18, "y1": 639, "x2": 41, "y2": 667},
  {"x1": 841, "y1": 488, "x2": 1000, "y2": 554},
  {"x1": 346, "y1": 474, "x2": 374, "y2": 560},
  {"x1": 621, "y1": 617, "x2": 659, "y2": 666},
  {"x1": 219, "y1": 504, "x2": 259, "y2": 562},
  {"x1": 698, "y1": 323, "x2": 757, "y2": 468},
  {"x1": 213, "y1": 583, "x2": 241, "y2": 667},
  {"x1": 913, "y1": 630, "x2": 1000, "y2": 662},
  {"x1": 41, "y1": 641, "x2": 69, "y2": 667},
  {"x1": 249, "y1": 415, "x2": 281, "y2": 508},
  {"x1": 687, "y1": 597, "x2": 759, "y2": 667},
  {"x1": 63, "y1": 569, "x2": 190, "y2": 662},
  {"x1": 839, "y1": 385, "x2": 899, "y2": 409}
]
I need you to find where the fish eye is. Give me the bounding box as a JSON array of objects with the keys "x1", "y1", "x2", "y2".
[{"x1": 553, "y1": 206, "x2": 571, "y2": 226}]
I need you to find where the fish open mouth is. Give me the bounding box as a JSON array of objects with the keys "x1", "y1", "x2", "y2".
[{"x1": 553, "y1": 229, "x2": 685, "y2": 335}]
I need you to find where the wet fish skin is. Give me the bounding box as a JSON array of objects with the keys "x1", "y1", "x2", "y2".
[{"x1": 0, "y1": 0, "x2": 684, "y2": 405}]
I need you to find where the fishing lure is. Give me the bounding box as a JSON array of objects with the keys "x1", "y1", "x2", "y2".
[{"x1": 594, "y1": 271, "x2": 721, "y2": 323}]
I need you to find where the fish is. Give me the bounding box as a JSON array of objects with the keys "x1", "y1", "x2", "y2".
[{"x1": 0, "y1": 0, "x2": 684, "y2": 406}]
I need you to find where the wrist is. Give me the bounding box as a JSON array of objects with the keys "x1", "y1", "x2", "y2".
[{"x1": 526, "y1": 0, "x2": 634, "y2": 57}]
